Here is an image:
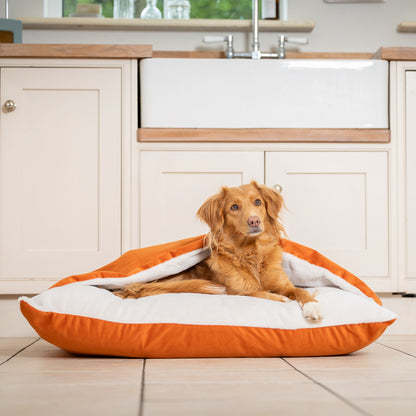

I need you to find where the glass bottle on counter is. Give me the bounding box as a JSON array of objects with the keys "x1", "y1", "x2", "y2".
[
  {"x1": 165, "y1": 0, "x2": 191, "y2": 20},
  {"x1": 140, "y1": 0, "x2": 162, "y2": 19},
  {"x1": 113, "y1": 0, "x2": 134, "y2": 18},
  {"x1": 262, "y1": 0, "x2": 279, "y2": 20}
]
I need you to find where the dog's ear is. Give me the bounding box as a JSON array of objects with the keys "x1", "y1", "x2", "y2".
[
  {"x1": 197, "y1": 188, "x2": 226, "y2": 232},
  {"x1": 252, "y1": 181, "x2": 284, "y2": 219}
]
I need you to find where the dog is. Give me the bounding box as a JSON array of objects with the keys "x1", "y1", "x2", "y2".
[{"x1": 113, "y1": 181, "x2": 323, "y2": 323}]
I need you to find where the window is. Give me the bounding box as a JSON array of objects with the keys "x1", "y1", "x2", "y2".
[{"x1": 63, "y1": 0, "x2": 253, "y2": 19}]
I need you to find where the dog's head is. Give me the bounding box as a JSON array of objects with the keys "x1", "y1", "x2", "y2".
[{"x1": 197, "y1": 181, "x2": 285, "y2": 239}]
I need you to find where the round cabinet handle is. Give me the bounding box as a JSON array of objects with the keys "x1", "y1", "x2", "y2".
[
  {"x1": 273, "y1": 184, "x2": 283, "y2": 193},
  {"x1": 4, "y1": 100, "x2": 17, "y2": 112}
]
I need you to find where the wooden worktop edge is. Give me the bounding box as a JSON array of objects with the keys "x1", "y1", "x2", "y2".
[
  {"x1": 374, "y1": 47, "x2": 416, "y2": 61},
  {"x1": 137, "y1": 128, "x2": 391, "y2": 143},
  {"x1": 0, "y1": 44, "x2": 152, "y2": 59}
]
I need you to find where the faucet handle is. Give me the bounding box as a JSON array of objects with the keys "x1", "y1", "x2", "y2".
[
  {"x1": 285, "y1": 37, "x2": 309, "y2": 45},
  {"x1": 202, "y1": 35, "x2": 234, "y2": 59},
  {"x1": 277, "y1": 35, "x2": 308, "y2": 59},
  {"x1": 203, "y1": 36, "x2": 230, "y2": 44}
]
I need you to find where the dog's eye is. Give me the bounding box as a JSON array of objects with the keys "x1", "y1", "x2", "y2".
[
  {"x1": 254, "y1": 199, "x2": 262, "y2": 206},
  {"x1": 230, "y1": 204, "x2": 239, "y2": 211}
]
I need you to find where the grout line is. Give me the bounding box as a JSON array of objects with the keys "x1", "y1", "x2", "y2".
[
  {"x1": 138, "y1": 358, "x2": 146, "y2": 416},
  {"x1": 282, "y1": 358, "x2": 372, "y2": 416},
  {"x1": 0, "y1": 337, "x2": 40, "y2": 366},
  {"x1": 376, "y1": 341, "x2": 416, "y2": 358}
]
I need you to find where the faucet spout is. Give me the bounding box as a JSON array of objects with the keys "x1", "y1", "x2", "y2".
[
  {"x1": 251, "y1": 0, "x2": 261, "y2": 59},
  {"x1": 202, "y1": 0, "x2": 308, "y2": 59}
]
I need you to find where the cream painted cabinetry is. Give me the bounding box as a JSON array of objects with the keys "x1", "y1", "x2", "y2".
[
  {"x1": 392, "y1": 61, "x2": 416, "y2": 293},
  {"x1": 139, "y1": 150, "x2": 264, "y2": 247},
  {"x1": 0, "y1": 59, "x2": 136, "y2": 294},
  {"x1": 138, "y1": 145, "x2": 393, "y2": 291},
  {"x1": 266, "y1": 151, "x2": 390, "y2": 288},
  {"x1": 405, "y1": 72, "x2": 416, "y2": 289}
]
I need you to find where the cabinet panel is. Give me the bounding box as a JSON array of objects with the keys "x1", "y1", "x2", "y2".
[
  {"x1": 139, "y1": 151, "x2": 264, "y2": 247},
  {"x1": 266, "y1": 151, "x2": 389, "y2": 283},
  {"x1": 405, "y1": 71, "x2": 416, "y2": 282},
  {"x1": 0, "y1": 67, "x2": 122, "y2": 284}
]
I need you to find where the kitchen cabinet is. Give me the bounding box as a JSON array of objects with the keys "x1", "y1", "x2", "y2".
[
  {"x1": 405, "y1": 71, "x2": 416, "y2": 289},
  {"x1": 138, "y1": 146, "x2": 392, "y2": 291},
  {"x1": 0, "y1": 59, "x2": 135, "y2": 293},
  {"x1": 139, "y1": 150, "x2": 264, "y2": 247},
  {"x1": 266, "y1": 151, "x2": 389, "y2": 282},
  {"x1": 392, "y1": 62, "x2": 416, "y2": 293}
]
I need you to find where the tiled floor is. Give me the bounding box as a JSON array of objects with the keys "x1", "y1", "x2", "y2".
[{"x1": 0, "y1": 335, "x2": 415, "y2": 416}]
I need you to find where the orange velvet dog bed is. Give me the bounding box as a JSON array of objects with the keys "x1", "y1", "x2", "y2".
[{"x1": 20, "y1": 236, "x2": 396, "y2": 358}]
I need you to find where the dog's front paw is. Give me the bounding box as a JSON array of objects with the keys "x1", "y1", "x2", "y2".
[{"x1": 302, "y1": 301, "x2": 323, "y2": 323}]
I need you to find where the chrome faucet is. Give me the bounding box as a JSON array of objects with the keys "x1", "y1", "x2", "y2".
[{"x1": 203, "y1": 0, "x2": 308, "y2": 59}]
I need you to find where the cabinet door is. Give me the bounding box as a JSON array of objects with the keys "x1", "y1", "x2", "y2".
[
  {"x1": 405, "y1": 71, "x2": 416, "y2": 288},
  {"x1": 0, "y1": 67, "x2": 121, "y2": 291},
  {"x1": 266, "y1": 152, "x2": 389, "y2": 288},
  {"x1": 139, "y1": 151, "x2": 264, "y2": 247}
]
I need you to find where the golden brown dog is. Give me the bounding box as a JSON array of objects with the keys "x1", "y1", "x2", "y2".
[{"x1": 114, "y1": 181, "x2": 323, "y2": 322}]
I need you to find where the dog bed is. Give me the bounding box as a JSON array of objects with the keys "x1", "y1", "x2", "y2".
[{"x1": 20, "y1": 236, "x2": 396, "y2": 358}]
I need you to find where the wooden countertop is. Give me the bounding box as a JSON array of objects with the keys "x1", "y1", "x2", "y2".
[
  {"x1": 0, "y1": 44, "x2": 374, "y2": 60},
  {"x1": 0, "y1": 44, "x2": 152, "y2": 59},
  {"x1": 1, "y1": 43, "x2": 413, "y2": 62},
  {"x1": 374, "y1": 47, "x2": 416, "y2": 61},
  {"x1": 138, "y1": 128, "x2": 391, "y2": 143}
]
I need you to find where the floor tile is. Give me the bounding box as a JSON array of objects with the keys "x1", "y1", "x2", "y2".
[
  {"x1": 143, "y1": 357, "x2": 363, "y2": 416},
  {"x1": 285, "y1": 338, "x2": 416, "y2": 416},
  {"x1": 354, "y1": 398, "x2": 416, "y2": 416},
  {"x1": 285, "y1": 342, "x2": 414, "y2": 372},
  {"x1": 321, "y1": 380, "x2": 416, "y2": 400},
  {"x1": 377, "y1": 334, "x2": 416, "y2": 356},
  {"x1": 1, "y1": 339, "x2": 141, "y2": 375},
  {"x1": 145, "y1": 357, "x2": 305, "y2": 384},
  {"x1": 0, "y1": 337, "x2": 37, "y2": 364},
  {"x1": 143, "y1": 382, "x2": 361, "y2": 416},
  {"x1": 0, "y1": 339, "x2": 144, "y2": 416},
  {"x1": 0, "y1": 383, "x2": 141, "y2": 416}
]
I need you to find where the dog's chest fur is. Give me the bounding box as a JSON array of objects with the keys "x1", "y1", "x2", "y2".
[{"x1": 206, "y1": 238, "x2": 281, "y2": 294}]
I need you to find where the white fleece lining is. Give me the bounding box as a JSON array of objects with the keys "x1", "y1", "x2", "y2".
[
  {"x1": 69, "y1": 247, "x2": 211, "y2": 290},
  {"x1": 42, "y1": 248, "x2": 366, "y2": 299},
  {"x1": 282, "y1": 252, "x2": 365, "y2": 299},
  {"x1": 19, "y1": 286, "x2": 396, "y2": 330},
  {"x1": 19, "y1": 247, "x2": 397, "y2": 330}
]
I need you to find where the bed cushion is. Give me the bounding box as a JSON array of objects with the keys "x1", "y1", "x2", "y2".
[{"x1": 19, "y1": 236, "x2": 396, "y2": 358}]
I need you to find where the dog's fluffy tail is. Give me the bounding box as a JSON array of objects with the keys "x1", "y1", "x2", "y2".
[{"x1": 112, "y1": 279, "x2": 226, "y2": 299}]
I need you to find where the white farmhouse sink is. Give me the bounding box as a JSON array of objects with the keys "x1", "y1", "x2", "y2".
[{"x1": 140, "y1": 58, "x2": 388, "y2": 129}]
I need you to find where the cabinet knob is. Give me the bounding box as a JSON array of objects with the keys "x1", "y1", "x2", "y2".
[
  {"x1": 4, "y1": 100, "x2": 16, "y2": 113},
  {"x1": 273, "y1": 184, "x2": 283, "y2": 193},
  {"x1": 4, "y1": 100, "x2": 16, "y2": 112}
]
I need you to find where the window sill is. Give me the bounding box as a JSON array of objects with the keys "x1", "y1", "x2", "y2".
[{"x1": 20, "y1": 17, "x2": 315, "y2": 32}]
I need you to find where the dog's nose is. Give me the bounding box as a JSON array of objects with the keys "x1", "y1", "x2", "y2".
[{"x1": 247, "y1": 216, "x2": 261, "y2": 227}]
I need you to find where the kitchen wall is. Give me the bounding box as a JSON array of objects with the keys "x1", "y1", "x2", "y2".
[{"x1": 4, "y1": 0, "x2": 416, "y2": 53}]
